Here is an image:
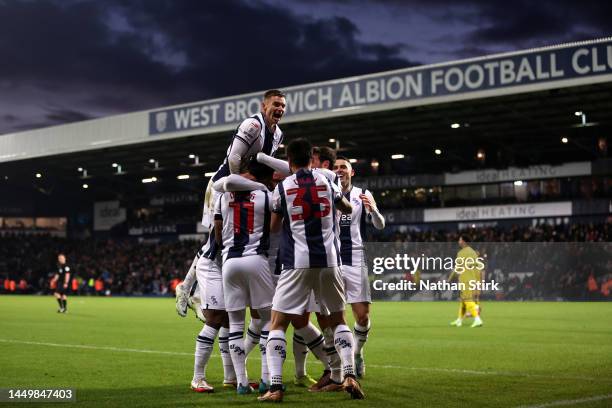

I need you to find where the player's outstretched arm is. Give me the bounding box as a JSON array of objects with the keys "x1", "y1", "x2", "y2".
[
  {"x1": 256, "y1": 153, "x2": 291, "y2": 176},
  {"x1": 212, "y1": 177, "x2": 226, "y2": 192},
  {"x1": 213, "y1": 175, "x2": 267, "y2": 192}
]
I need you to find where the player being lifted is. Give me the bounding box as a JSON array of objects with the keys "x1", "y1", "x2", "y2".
[
  {"x1": 176, "y1": 89, "x2": 286, "y2": 318},
  {"x1": 333, "y1": 156, "x2": 385, "y2": 378},
  {"x1": 259, "y1": 138, "x2": 365, "y2": 402},
  {"x1": 205, "y1": 89, "x2": 286, "y2": 227},
  {"x1": 213, "y1": 161, "x2": 277, "y2": 395},
  {"x1": 51, "y1": 253, "x2": 71, "y2": 313}
]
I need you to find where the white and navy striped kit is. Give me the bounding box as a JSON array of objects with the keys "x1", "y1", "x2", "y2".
[
  {"x1": 215, "y1": 189, "x2": 272, "y2": 261},
  {"x1": 197, "y1": 227, "x2": 221, "y2": 261},
  {"x1": 211, "y1": 113, "x2": 283, "y2": 183},
  {"x1": 268, "y1": 232, "x2": 282, "y2": 277},
  {"x1": 338, "y1": 186, "x2": 371, "y2": 267},
  {"x1": 272, "y1": 168, "x2": 343, "y2": 270}
]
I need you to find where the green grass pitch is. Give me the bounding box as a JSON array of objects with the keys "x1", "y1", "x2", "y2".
[{"x1": 1, "y1": 296, "x2": 611, "y2": 407}]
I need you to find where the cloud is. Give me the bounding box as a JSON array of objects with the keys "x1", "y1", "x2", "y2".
[
  {"x1": 398, "y1": 0, "x2": 612, "y2": 63},
  {"x1": 2, "y1": 114, "x2": 18, "y2": 123},
  {"x1": 436, "y1": 0, "x2": 611, "y2": 48},
  {"x1": 2, "y1": 0, "x2": 607, "y2": 135},
  {"x1": 119, "y1": 1, "x2": 417, "y2": 94},
  {"x1": 45, "y1": 108, "x2": 93, "y2": 124},
  {"x1": 0, "y1": 0, "x2": 416, "y2": 134}
]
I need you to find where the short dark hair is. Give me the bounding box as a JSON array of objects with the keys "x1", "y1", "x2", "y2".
[
  {"x1": 247, "y1": 158, "x2": 274, "y2": 182},
  {"x1": 459, "y1": 234, "x2": 471, "y2": 243},
  {"x1": 287, "y1": 138, "x2": 312, "y2": 167},
  {"x1": 314, "y1": 146, "x2": 336, "y2": 167},
  {"x1": 264, "y1": 89, "x2": 285, "y2": 99},
  {"x1": 335, "y1": 155, "x2": 349, "y2": 162}
]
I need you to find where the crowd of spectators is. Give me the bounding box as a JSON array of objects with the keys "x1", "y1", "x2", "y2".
[
  {"x1": 0, "y1": 235, "x2": 200, "y2": 296},
  {"x1": 0, "y1": 222, "x2": 610, "y2": 300},
  {"x1": 369, "y1": 222, "x2": 611, "y2": 301},
  {"x1": 371, "y1": 222, "x2": 610, "y2": 243}
]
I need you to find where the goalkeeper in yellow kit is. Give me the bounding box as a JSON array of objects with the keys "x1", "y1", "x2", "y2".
[{"x1": 448, "y1": 235, "x2": 484, "y2": 328}]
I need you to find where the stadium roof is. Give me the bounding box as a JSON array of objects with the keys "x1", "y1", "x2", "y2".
[{"x1": 1, "y1": 38, "x2": 611, "y2": 196}]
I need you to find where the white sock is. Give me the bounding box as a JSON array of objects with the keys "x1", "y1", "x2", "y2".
[
  {"x1": 324, "y1": 327, "x2": 342, "y2": 382},
  {"x1": 193, "y1": 324, "x2": 218, "y2": 381},
  {"x1": 218, "y1": 327, "x2": 236, "y2": 383},
  {"x1": 295, "y1": 322, "x2": 327, "y2": 365},
  {"x1": 260, "y1": 322, "x2": 270, "y2": 384},
  {"x1": 245, "y1": 318, "x2": 262, "y2": 357},
  {"x1": 353, "y1": 320, "x2": 370, "y2": 357},
  {"x1": 266, "y1": 329, "x2": 286, "y2": 387},
  {"x1": 334, "y1": 324, "x2": 356, "y2": 378},
  {"x1": 228, "y1": 311, "x2": 248, "y2": 387},
  {"x1": 292, "y1": 332, "x2": 308, "y2": 377},
  {"x1": 183, "y1": 254, "x2": 198, "y2": 289}
]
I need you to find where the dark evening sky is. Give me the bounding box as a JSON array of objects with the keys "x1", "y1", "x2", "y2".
[{"x1": 0, "y1": 0, "x2": 609, "y2": 134}]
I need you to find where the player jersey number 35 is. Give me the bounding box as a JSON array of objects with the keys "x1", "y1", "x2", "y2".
[
  {"x1": 286, "y1": 185, "x2": 331, "y2": 220},
  {"x1": 272, "y1": 169, "x2": 343, "y2": 270}
]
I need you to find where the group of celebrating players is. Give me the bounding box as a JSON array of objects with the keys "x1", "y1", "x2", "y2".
[{"x1": 174, "y1": 89, "x2": 385, "y2": 402}]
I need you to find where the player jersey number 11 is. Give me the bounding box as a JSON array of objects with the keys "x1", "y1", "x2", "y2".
[
  {"x1": 287, "y1": 186, "x2": 330, "y2": 221},
  {"x1": 229, "y1": 201, "x2": 255, "y2": 234}
]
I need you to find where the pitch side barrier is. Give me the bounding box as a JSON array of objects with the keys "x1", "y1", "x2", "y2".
[{"x1": 375, "y1": 199, "x2": 609, "y2": 225}]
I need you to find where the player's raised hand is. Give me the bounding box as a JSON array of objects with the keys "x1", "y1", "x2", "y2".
[{"x1": 359, "y1": 193, "x2": 374, "y2": 212}]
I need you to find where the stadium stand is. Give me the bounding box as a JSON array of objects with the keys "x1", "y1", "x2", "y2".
[{"x1": 0, "y1": 39, "x2": 610, "y2": 302}]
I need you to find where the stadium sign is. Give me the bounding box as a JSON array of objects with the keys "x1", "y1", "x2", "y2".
[
  {"x1": 149, "y1": 39, "x2": 612, "y2": 135},
  {"x1": 445, "y1": 162, "x2": 591, "y2": 185},
  {"x1": 424, "y1": 201, "x2": 572, "y2": 222},
  {"x1": 93, "y1": 201, "x2": 126, "y2": 231},
  {"x1": 353, "y1": 174, "x2": 443, "y2": 190},
  {"x1": 128, "y1": 223, "x2": 199, "y2": 236},
  {"x1": 353, "y1": 161, "x2": 593, "y2": 189},
  {"x1": 149, "y1": 192, "x2": 200, "y2": 206},
  {"x1": 128, "y1": 225, "x2": 177, "y2": 236},
  {"x1": 379, "y1": 209, "x2": 424, "y2": 224}
]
